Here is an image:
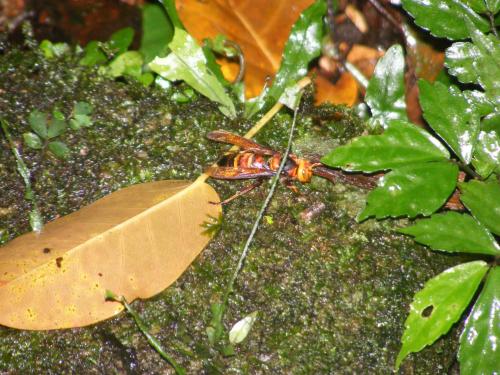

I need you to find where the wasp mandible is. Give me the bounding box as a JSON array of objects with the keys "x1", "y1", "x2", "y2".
[{"x1": 205, "y1": 130, "x2": 375, "y2": 204}]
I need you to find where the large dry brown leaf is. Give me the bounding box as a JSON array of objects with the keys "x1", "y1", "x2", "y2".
[
  {"x1": 176, "y1": 0, "x2": 314, "y2": 98},
  {"x1": 0, "y1": 180, "x2": 221, "y2": 330}
]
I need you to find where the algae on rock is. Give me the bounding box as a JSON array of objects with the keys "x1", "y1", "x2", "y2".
[{"x1": 0, "y1": 44, "x2": 464, "y2": 373}]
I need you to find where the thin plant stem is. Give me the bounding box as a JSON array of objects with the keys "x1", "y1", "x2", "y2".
[
  {"x1": 222, "y1": 95, "x2": 303, "y2": 307},
  {"x1": 106, "y1": 291, "x2": 186, "y2": 375},
  {"x1": 0, "y1": 118, "x2": 43, "y2": 232}
]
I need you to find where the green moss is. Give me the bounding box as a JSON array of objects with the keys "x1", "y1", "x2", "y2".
[{"x1": 0, "y1": 44, "x2": 466, "y2": 373}]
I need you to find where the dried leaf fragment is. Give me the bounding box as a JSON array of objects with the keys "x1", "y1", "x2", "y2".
[{"x1": 0, "y1": 180, "x2": 221, "y2": 330}]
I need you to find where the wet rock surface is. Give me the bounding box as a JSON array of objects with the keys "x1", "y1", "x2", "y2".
[{"x1": 0, "y1": 45, "x2": 464, "y2": 373}]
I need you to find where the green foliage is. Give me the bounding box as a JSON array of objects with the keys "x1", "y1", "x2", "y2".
[
  {"x1": 365, "y1": 45, "x2": 407, "y2": 128},
  {"x1": 395, "y1": 261, "x2": 489, "y2": 369},
  {"x1": 245, "y1": 0, "x2": 327, "y2": 117},
  {"x1": 358, "y1": 161, "x2": 458, "y2": 220},
  {"x1": 321, "y1": 120, "x2": 449, "y2": 172},
  {"x1": 399, "y1": 212, "x2": 500, "y2": 255},
  {"x1": 419, "y1": 80, "x2": 480, "y2": 164},
  {"x1": 140, "y1": 3, "x2": 173, "y2": 64},
  {"x1": 1, "y1": 119, "x2": 42, "y2": 232},
  {"x1": 39, "y1": 40, "x2": 70, "y2": 59},
  {"x1": 459, "y1": 267, "x2": 500, "y2": 375},
  {"x1": 149, "y1": 28, "x2": 236, "y2": 118},
  {"x1": 401, "y1": 0, "x2": 489, "y2": 40},
  {"x1": 459, "y1": 178, "x2": 500, "y2": 236},
  {"x1": 23, "y1": 103, "x2": 93, "y2": 159},
  {"x1": 323, "y1": 1, "x2": 500, "y2": 370}
]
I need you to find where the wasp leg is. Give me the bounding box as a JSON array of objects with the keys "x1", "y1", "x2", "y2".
[
  {"x1": 210, "y1": 179, "x2": 264, "y2": 205},
  {"x1": 280, "y1": 176, "x2": 300, "y2": 194}
]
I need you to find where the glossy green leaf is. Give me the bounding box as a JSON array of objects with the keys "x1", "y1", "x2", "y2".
[
  {"x1": 79, "y1": 41, "x2": 107, "y2": 66},
  {"x1": 47, "y1": 118, "x2": 67, "y2": 139},
  {"x1": 459, "y1": 266, "x2": 500, "y2": 375},
  {"x1": 365, "y1": 45, "x2": 407, "y2": 128},
  {"x1": 139, "y1": 3, "x2": 173, "y2": 64},
  {"x1": 466, "y1": 21, "x2": 500, "y2": 102},
  {"x1": 445, "y1": 42, "x2": 479, "y2": 84},
  {"x1": 460, "y1": 178, "x2": 500, "y2": 235},
  {"x1": 419, "y1": 80, "x2": 479, "y2": 164},
  {"x1": 108, "y1": 27, "x2": 134, "y2": 55},
  {"x1": 159, "y1": 0, "x2": 184, "y2": 30},
  {"x1": 463, "y1": 0, "x2": 488, "y2": 13},
  {"x1": 395, "y1": 261, "x2": 489, "y2": 370},
  {"x1": 246, "y1": 0, "x2": 326, "y2": 117},
  {"x1": 358, "y1": 161, "x2": 458, "y2": 221},
  {"x1": 400, "y1": 212, "x2": 500, "y2": 255},
  {"x1": 47, "y1": 141, "x2": 70, "y2": 159},
  {"x1": 485, "y1": 0, "x2": 500, "y2": 13},
  {"x1": 22, "y1": 132, "x2": 43, "y2": 149},
  {"x1": 401, "y1": 0, "x2": 489, "y2": 40},
  {"x1": 463, "y1": 90, "x2": 495, "y2": 117},
  {"x1": 472, "y1": 130, "x2": 500, "y2": 177},
  {"x1": 107, "y1": 51, "x2": 144, "y2": 79},
  {"x1": 321, "y1": 120, "x2": 449, "y2": 172},
  {"x1": 229, "y1": 311, "x2": 258, "y2": 344},
  {"x1": 149, "y1": 28, "x2": 236, "y2": 118},
  {"x1": 28, "y1": 110, "x2": 48, "y2": 139}
]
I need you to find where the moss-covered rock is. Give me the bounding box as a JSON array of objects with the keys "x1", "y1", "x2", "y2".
[{"x1": 0, "y1": 44, "x2": 465, "y2": 373}]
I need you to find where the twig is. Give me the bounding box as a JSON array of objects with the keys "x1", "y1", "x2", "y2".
[{"x1": 105, "y1": 291, "x2": 186, "y2": 375}]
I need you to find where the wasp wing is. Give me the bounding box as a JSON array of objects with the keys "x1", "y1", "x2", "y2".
[
  {"x1": 207, "y1": 130, "x2": 276, "y2": 156},
  {"x1": 206, "y1": 166, "x2": 276, "y2": 180}
]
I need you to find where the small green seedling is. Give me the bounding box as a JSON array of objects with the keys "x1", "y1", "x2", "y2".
[{"x1": 23, "y1": 102, "x2": 94, "y2": 159}]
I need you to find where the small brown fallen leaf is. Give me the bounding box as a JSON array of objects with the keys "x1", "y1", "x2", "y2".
[{"x1": 0, "y1": 180, "x2": 221, "y2": 330}]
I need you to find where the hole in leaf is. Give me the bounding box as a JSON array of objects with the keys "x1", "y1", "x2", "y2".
[{"x1": 422, "y1": 305, "x2": 433, "y2": 317}]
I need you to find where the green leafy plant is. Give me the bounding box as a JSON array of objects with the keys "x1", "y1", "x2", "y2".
[
  {"x1": 322, "y1": 3, "x2": 499, "y2": 372},
  {"x1": 23, "y1": 102, "x2": 94, "y2": 159}
]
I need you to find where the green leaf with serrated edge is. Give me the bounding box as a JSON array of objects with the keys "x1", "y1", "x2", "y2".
[
  {"x1": 47, "y1": 118, "x2": 67, "y2": 139},
  {"x1": 486, "y1": 0, "x2": 500, "y2": 14},
  {"x1": 28, "y1": 110, "x2": 48, "y2": 139},
  {"x1": 365, "y1": 45, "x2": 407, "y2": 128},
  {"x1": 358, "y1": 161, "x2": 458, "y2": 221},
  {"x1": 463, "y1": 90, "x2": 495, "y2": 117},
  {"x1": 47, "y1": 141, "x2": 70, "y2": 159},
  {"x1": 459, "y1": 178, "x2": 500, "y2": 235},
  {"x1": 401, "y1": 0, "x2": 489, "y2": 40},
  {"x1": 23, "y1": 132, "x2": 43, "y2": 149},
  {"x1": 74, "y1": 101, "x2": 92, "y2": 116},
  {"x1": 149, "y1": 28, "x2": 236, "y2": 118},
  {"x1": 79, "y1": 41, "x2": 107, "y2": 66},
  {"x1": 445, "y1": 42, "x2": 479, "y2": 84},
  {"x1": 202, "y1": 44, "x2": 230, "y2": 87},
  {"x1": 107, "y1": 51, "x2": 144, "y2": 79},
  {"x1": 139, "y1": 3, "x2": 173, "y2": 64},
  {"x1": 395, "y1": 261, "x2": 489, "y2": 370},
  {"x1": 321, "y1": 120, "x2": 449, "y2": 172},
  {"x1": 472, "y1": 130, "x2": 500, "y2": 177},
  {"x1": 399, "y1": 212, "x2": 500, "y2": 255},
  {"x1": 464, "y1": 0, "x2": 488, "y2": 12},
  {"x1": 108, "y1": 27, "x2": 134, "y2": 55},
  {"x1": 419, "y1": 80, "x2": 479, "y2": 164},
  {"x1": 246, "y1": 0, "x2": 326, "y2": 117},
  {"x1": 459, "y1": 266, "x2": 500, "y2": 375},
  {"x1": 465, "y1": 21, "x2": 500, "y2": 103}
]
